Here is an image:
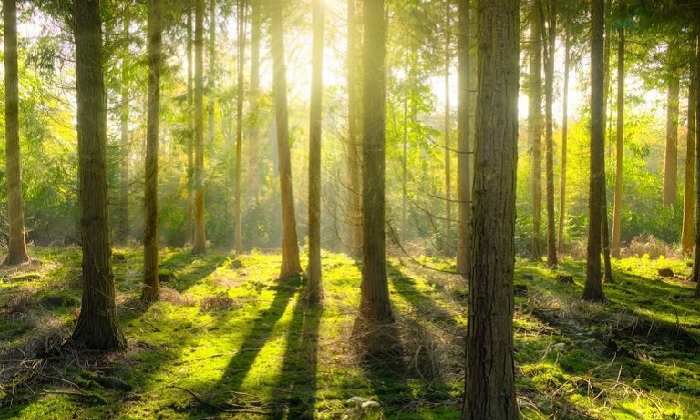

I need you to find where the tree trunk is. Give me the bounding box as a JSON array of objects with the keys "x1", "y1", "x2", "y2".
[
  {"x1": 117, "y1": 7, "x2": 130, "y2": 244},
  {"x1": 457, "y1": 0, "x2": 472, "y2": 277},
  {"x1": 71, "y1": 0, "x2": 126, "y2": 350},
  {"x1": 664, "y1": 57, "x2": 679, "y2": 207},
  {"x1": 142, "y1": 0, "x2": 161, "y2": 304},
  {"x1": 557, "y1": 30, "x2": 570, "y2": 254},
  {"x1": 247, "y1": 0, "x2": 261, "y2": 218},
  {"x1": 359, "y1": 0, "x2": 392, "y2": 324},
  {"x1": 186, "y1": 10, "x2": 194, "y2": 246},
  {"x1": 583, "y1": 0, "x2": 606, "y2": 302},
  {"x1": 690, "y1": 31, "x2": 700, "y2": 296},
  {"x1": 612, "y1": 28, "x2": 624, "y2": 258},
  {"x1": 3, "y1": 0, "x2": 29, "y2": 266},
  {"x1": 208, "y1": 0, "x2": 216, "y2": 148},
  {"x1": 270, "y1": 2, "x2": 302, "y2": 279},
  {"x1": 307, "y1": 0, "x2": 324, "y2": 304},
  {"x1": 529, "y1": 0, "x2": 542, "y2": 260},
  {"x1": 234, "y1": 0, "x2": 246, "y2": 254},
  {"x1": 462, "y1": 0, "x2": 519, "y2": 416},
  {"x1": 444, "y1": 2, "x2": 452, "y2": 257},
  {"x1": 192, "y1": 0, "x2": 207, "y2": 254},
  {"x1": 346, "y1": 0, "x2": 362, "y2": 257},
  {"x1": 682, "y1": 52, "x2": 697, "y2": 255},
  {"x1": 543, "y1": 0, "x2": 557, "y2": 267}
]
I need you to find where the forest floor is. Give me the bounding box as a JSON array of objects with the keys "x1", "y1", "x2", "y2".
[{"x1": 0, "y1": 247, "x2": 699, "y2": 419}]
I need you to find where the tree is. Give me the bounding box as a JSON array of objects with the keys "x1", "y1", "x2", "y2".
[
  {"x1": 71, "y1": 0, "x2": 126, "y2": 350},
  {"x1": 192, "y1": 0, "x2": 206, "y2": 254},
  {"x1": 557, "y1": 29, "x2": 570, "y2": 254},
  {"x1": 270, "y1": 2, "x2": 302, "y2": 279},
  {"x1": 307, "y1": 0, "x2": 324, "y2": 304},
  {"x1": 234, "y1": 0, "x2": 246, "y2": 254},
  {"x1": 117, "y1": 5, "x2": 130, "y2": 244},
  {"x1": 346, "y1": 0, "x2": 362, "y2": 257},
  {"x1": 529, "y1": 0, "x2": 543, "y2": 260},
  {"x1": 543, "y1": 0, "x2": 557, "y2": 267},
  {"x1": 612, "y1": 26, "x2": 624, "y2": 258},
  {"x1": 3, "y1": 0, "x2": 29, "y2": 266},
  {"x1": 358, "y1": 0, "x2": 392, "y2": 324},
  {"x1": 663, "y1": 45, "x2": 680, "y2": 207},
  {"x1": 186, "y1": 9, "x2": 195, "y2": 245},
  {"x1": 456, "y1": 0, "x2": 472, "y2": 276},
  {"x1": 142, "y1": 0, "x2": 162, "y2": 304},
  {"x1": 681, "y1": 49, "x2": 697, "y2": 255},
  {"x1": 583, "y1": 0, "x2": 607, "y2": 302},
  {"x1": 444, "y1": 1, "x2": 452, "y2": 257},
  {"x1": 462, "y1": 0, "x2": 519, "y2": 416}
]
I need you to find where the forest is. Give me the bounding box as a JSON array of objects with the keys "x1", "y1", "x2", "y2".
[{"x1": 1, "y1": 0, "x2": 700, "y2": 419}]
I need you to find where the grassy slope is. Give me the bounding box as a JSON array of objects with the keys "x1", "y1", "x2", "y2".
[{"x1": 0, "y1": 247, "x2": 698, "y2": 419}]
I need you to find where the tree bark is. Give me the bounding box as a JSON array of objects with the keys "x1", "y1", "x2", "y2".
[
  {"x1": 543, "y1": 0, "x2": 557, "y2": 267},
  {"x1": 690, "y1": 31, "x2": 700, "y2": 296},
  {"x1": 346, "y1": 0, "x2": 362, "y2": 257},
  {"x1": 234, "y1": 0, "x2": 246, "y2": 254},
  {"x1": 247, "y1": 0, "x2": 261, "y2": 216},
  {"x1": 142, "y1": 0, "x2": 161, "y2": 304},
  {"x1": 186, "y1": 10, "x2": 195, "y2": 246},
  {"x1": 71, "y1": 0, "x2": 126, "y2": 350},
  {"x1": 270, "y1": 2, "x2": 302, "y2": 279},
  {"x1": 612, "y1": 28, "x2": 624, "y2": 258},
  {"x1": 529, "y1": 0, "x2": 542, "y2": 260},
  {"x1": 307, "y1": 0, "x2": 324, "y2": 304},
  {"x1": 583, "y1": 0, "x2": 606, "y2": 302},
  {"x1": 3, "y1": 0, "x2": 29, "y2": 266},
  {"x1": 192, "y1": 0, "x2": 207, "y2": 254},
  {"x1": 682, "y1": 53, "x2": 697, "y2": 255},
  {"x1": 557, "y1": 29, "x2": 570, "y2": 254},
  {"x1": 457, "y1": 0, "x2": 472, "y2": 277},
  {"x1": 117, "y1": 6, "x2": 130, "y2": 244},
  {"x1": 462, "y1": 0, "x2": 519, "y2": 416},
  {"x1": 444, "y1": 2, "x2": 452, "y2": 257},
  {"x1": 664, "y1": 56, "x2": 679, "y2": 207},
  {"x1": 359, "y1": 0, "x2": 392, "y2": 324}
]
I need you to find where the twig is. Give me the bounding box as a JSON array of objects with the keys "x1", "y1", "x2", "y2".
[{"x1": 167, "y1": 385, "x2": 268, "y2": 414}]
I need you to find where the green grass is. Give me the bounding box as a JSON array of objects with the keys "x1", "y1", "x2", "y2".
[{"x1": 1, "y1": 248, "x2": 699, "y2": 419}]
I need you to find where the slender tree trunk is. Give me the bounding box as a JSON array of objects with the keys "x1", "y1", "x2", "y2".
[
  {"x1": 192, "y1": 0, "x2": 207, "y2": 254},
  {"x1": 612, "y1": 28, "x2": 624, "y2": 258},
  {"x1": 543, "y1": 0, "x2": 557, "y2": 267},
  {"x1": 346, "y1": 0, "x2": 362, "y2": 257},
  {"x1": 208, "y1": 0, "x2": 216, "y2": 147},
  {"x1": 462, "y1": 0, "x2": 519, "y2": 416},
  {"x1": 270, "y1": 2, "x2": 302, "y2": 279},
  {"x1": 692, "y1": 31, "x2": 700, "y2": 297},
  {"x1": 186, "y1": 11, "x2": 194, "y2": 246},
  {"x1": 457, "y1": 0, "x2": 472, "y2": 277},
  {"x1": 71, "y1": 0, "x2": 125, "y2": 350},
  {"x1": 600, "y1": 0, "x2": 613, "y2": 282},
  {"x1": 583, "y1": 0, "x2": 606, "y2": 302},
  {"x1": 444, "y1": 2, "x2": 452, "y2": 257},
  {"x1": 247, "y1": 0, "x2": 261, "y2": 212},
  {"x1": 358, "y1": 0, "x2": 392, "y2": 324},
  {"x1": 558, "y1": 30, "x2": 570, "y2": 254},
  {"x1": 665, "y1": 52, "x2": 680, "y2": 207},
  {"x1": 117, "y1": 7, "x2": 130, "y2": 244},
  {"x1": 307, "y1": 0, "x2": 324, "y2": 304},
  {"x1": 682, "y1": 55, "x2": 697, "y2": 255},
  {"x1": 402, "y1": 75, "x2": 408, "y2": 241},
  {"x1": 142, "y1": 0, "x2": 162, "y2": 304},
  {"x1": 234, "y1": 0, "x2": 246, "y2": 254},
  {"x1": 529, "y1": 0, "x2": 542, "y2": 260},
  {"x1": 3, "y1": 0, "x2": 29, "y2": 266}
]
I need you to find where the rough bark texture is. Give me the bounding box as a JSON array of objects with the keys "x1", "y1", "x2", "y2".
[
  {"x1": 71, "y1": 0, "x2": 126, "y2": 350},
  {"x1": 457, "y1": 0, "x2": 472, "y2": 277},
  {"x1": 142, "y1": 0, "x2": 161, "y2": 304},
  {"x1": 117, "y1": 8, "x2": 130, "y2": 244},
  {"x1": 270, "y1": 3, "x2": 302, "y2": 279},
  {"x1": 664, "y1": 66, "x2": 679, "y2": 207},
  {"x1": 529, "y1": 0, "x2": 542, "y2": 260},
  {"x1": 682, "y1": 53, "x2": 697, "y2": 255},
  {"x1": 192, "y1": 0, "x2": 206, "y2": 254},
  {"x1": 691, "y1": 32, "x2": 700, "y2": 296},
  {"x1": 346, "y1": 0, "x2": 362, "y2": 257},
  {"x1": 543, "y1": 0, "x2": 557, "y2": 267},
  {"x1": 612, "y1": 28, "x2": 624, "y2": 258},
  {"x1": 462, "y1": 0, "x2": 519, "y2": 417},
  {"x1": 3, "y1": 0, "x2": 29, "y2": 266},
  {"x1": 307, "y1": 0, "x2": 324, "y2": 304},
  {"x1": 584, "y1": 0, "x2": 606, "y2": 302},
  {"x1": 558, "y1": 30, "x2": 570, "y2": 254},
  {"x1": 359, "y1": 0, "x2": 392, "y2": 324}
]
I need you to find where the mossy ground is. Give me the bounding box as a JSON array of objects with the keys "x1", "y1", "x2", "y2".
[{"x1": 1, "y1": 247, "x2": 699, "y2": 419}]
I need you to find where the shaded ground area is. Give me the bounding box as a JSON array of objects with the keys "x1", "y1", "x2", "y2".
[{"x1": 1, "y1": 248, "x2": 699, "y2": 419}]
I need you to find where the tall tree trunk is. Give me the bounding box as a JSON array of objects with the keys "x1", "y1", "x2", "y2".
[
  {"x1": 583, "y1": 0, "x2": 606, "y2": 302},
  {"x1": 247, "y1": 0, "x2": 261, "y2": 215},
  {"x1": 457, "y1": 0, "x2": 472, "y2": 277},
  {"x1": 71, "y1": 0, "x2": 126, "y2": 350},
  {"x1": 600, "y1": 0, "x2": 613, "y2": 282},
  {"x1": 682, "y1": 54, "x2": 697, "y2": 255},
  {"x1": 142, "y1": 0, "x2": 162, "y2": 304},
  {"x1": 346, "y1": 0, "x2": 362, "y2": 257},
  {"x1": 186, "y1": 10, "x2": 194, "y2": 246},
  {"x1": 234, "y1": 0, "x2": 246, "y2": 254},
  {"x1": 208, "y1": 0, "x2": 216, "y2": 147},
  {"x1": 462, "y1": 0, "x2": 519, "y2": 416},
  {"x1": 444, "y1": 2, "x2": 452, "y2": 257},
  {"x1": 117, "y1": 7, "x2": 130, "y2": 244},
  {"x1": 558, "y1": 29, "x2": 570, "y2": 254},
  {"x1": 664, "y1": 51, "x2": 680, "y2": 207},
  {"x1": 270, "y1": 2, "x2": 302, "y2": 279},
  {"x1": 691, "y1": 30, "x2": 700, "y2": 297},
  {"x1": 358, "y1": 0, "x2": 392, "y2": 324},
  {"x1": 307, "y1": 0, "x2": 324, "y2": 304},
  {"x1": 3, "y1": 0, "x2": 29, "y2": 266},
  {"x1": 529, "y1": 0, "x2": 542, "y2": 260},
  {"x1": 612, "y1": 27, "x2": 624, "y2": 258},
  {"x1": 543, "y1": 0, "x2": 557, "y2": 267},
  {"x1": 192, "y1": 0, "x2": 207, "y2": 254}
]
